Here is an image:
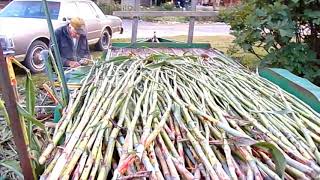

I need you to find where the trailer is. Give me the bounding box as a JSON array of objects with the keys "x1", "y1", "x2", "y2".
[{"x1": 1, "y1": 0, "x2": 320, "y2": 178}]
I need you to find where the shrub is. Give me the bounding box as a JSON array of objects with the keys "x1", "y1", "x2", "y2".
[
  {"x1": 98, "y1": 2, "x2": 122, "y2": 15},
  {"x1": 161, "y1": 2, "x2": 174, "y2": 11},
  {"x1": 220, "y1": 0, "x2": 320, "y2": 84}
]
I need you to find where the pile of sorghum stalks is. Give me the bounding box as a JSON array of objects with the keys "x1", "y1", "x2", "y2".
[{"x1": 40, "y1": 52, "x2": 320, "y2": 180}]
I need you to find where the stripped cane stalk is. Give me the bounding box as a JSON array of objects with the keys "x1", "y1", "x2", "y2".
[
  {"x1": 154, "y1": 144, "x2": 171, "y2": 180},
  {"x1": 157, "y1": 135, "x2": 180, "y2": 180}
]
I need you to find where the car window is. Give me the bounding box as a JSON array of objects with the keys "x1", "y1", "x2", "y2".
[
  {"x1": 77, "y1": 2, "x2": 97, "y2": 20},
  {"x1": 61, "y1": 2, "x2": 78, "y2": 19},
  {"x1": 89, "y1": 2, "x2": 105, "y2": 18},
  {"x1": 0, "y1": 1, "x2": 60, "y2": 19}
]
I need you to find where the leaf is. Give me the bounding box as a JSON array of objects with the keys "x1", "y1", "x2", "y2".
[
  {"x1": 146, "y1": 61, "x2": 169, "y2": 69},
  {"x1": 17, "y1": 104, "x2": 49, "y2": 138},
  {"x1": 108, "y1": 56, "x2": 131, "y2": 64},
  {"x1": 255, "y1": 8, "x2": 267, "y2": 17},
  {"x1": 228, "y1": 137, "x2": 257, "y2": 146},
  {"x1": 0, "y1": 99, "x2": 10, "y2": 125},
  {"x1": 0, "y1": 160, "x2": 23, "y2": 179},
  {"x1": 25, "y1": 74, "x2": 36, "y2": 145},
  {"x1": 304, "y1": 10, "x2": 320, "y2": 18},
  {"x1": 25, "y1": 75, "x2": 36, "y2": 116},
  {"x1": 12, "y1": 59, "x2": 31, "y2": 75},
  {"x1": 279, "y1": 29, "x2": 294, "y2": 38},
  {"x1": 147, "y1": 54, "x2": 172, "y2": 62},
  {"x1": 253, "y1": 142, "x2": 286, "y2": 178}
]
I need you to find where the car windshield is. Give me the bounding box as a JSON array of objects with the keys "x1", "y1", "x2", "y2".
[{"x1": 0, "y1": 1, "x2": 60, "y2": 19}]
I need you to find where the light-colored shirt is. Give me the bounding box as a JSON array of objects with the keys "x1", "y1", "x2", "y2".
[{"x1": 72, "y1": 37, "x2": 79, "y2": 60}]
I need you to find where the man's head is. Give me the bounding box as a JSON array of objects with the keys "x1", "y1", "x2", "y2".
[{"x1": 69, "y1": 17, "x2": 86, "y2": 38}]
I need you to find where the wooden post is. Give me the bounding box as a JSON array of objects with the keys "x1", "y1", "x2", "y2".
[
  {"x1": 131, "y1": 0, "x2": 140, "y2": 44},
  {"x1": 0, "y1": 47, "x2": 35, "y2": 179},
  {"x1": 187, "y1": 0, "x2": 197, "y2": 44}
]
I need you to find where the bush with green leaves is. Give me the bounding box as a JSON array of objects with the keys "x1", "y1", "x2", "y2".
[
  {"x1": 98, "y1": 2, "x2": 122, "y2": 15},
  {"x1": 220, "y1": 0, "x2": 320, "y2": 84},
  {"x1": 161, "y1": 2, "x2": 174, "y2": 11}
]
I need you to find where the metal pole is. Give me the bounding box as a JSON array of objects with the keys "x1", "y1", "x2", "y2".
[
  {"x1": 42, "y1": 0, "x2": 69, "y2": 105},
  {"x1": 187, "y1": 0, "x2": 197, "y2": 44},
  {"x1": 131, "y1": 0, "x2": 140, "y2": 44},
  {"x1": 0, "y1": 47, "x2": 35, "y2": 180}
]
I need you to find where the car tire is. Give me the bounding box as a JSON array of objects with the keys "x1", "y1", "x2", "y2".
[
  {"x1": 96, "y1": 29, "x2": 111, "y2": 51},
  {"x1": 24, "y1": 40, "x2": 48, "y2": 73}
]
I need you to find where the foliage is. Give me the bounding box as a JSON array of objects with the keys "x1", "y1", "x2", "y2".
[
  {"x1": 98, "y1": 2, "x2": 122, "y2": 15},
  {"x1": 161, "y1": 2, "x2": 174, "y2": 11},
  {"x1": 252, "y1": 142, "x2": 286, "y2": 178},
  {"x1": 0, "y1": 62, "x2": 49, "y2": 178},
  {"x1": 220, "y1": 0, "x2": 320, "y2": 84}
]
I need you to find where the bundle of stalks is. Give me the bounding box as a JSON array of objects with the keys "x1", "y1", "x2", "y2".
[{"x1": 40, "y1": 52, "x2": 320, "y2": 180}]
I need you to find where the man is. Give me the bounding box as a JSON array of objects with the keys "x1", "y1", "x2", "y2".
[{"x1": 54, "y1": 17, "x2": 90, "y2": 68}]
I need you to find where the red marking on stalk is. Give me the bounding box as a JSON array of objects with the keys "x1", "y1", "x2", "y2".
[
  {"x1": 287, "y1": 152, "x2": 310, "y2": 165},
  {"x1": 252, "y1": 147, "x2": 271, "y2": 157},
  {"x1": 119, "y1": 155, "x2": 136, "y2": 175}
]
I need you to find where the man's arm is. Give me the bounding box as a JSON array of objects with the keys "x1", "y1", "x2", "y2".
[
  {"x1": 84, "y1": 38, "x2": 90, "y2": 58},
  {"x1": 80, "y1": 35, "x2": 90, "y2": 58}
]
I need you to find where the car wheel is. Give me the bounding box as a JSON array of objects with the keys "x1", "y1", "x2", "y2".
[
  {"x1": 24, "y1": 40, "x2": 48, "y2": 73},
  {"x1": 96, "y1": 29, "x2": 111, "y2": 51}
]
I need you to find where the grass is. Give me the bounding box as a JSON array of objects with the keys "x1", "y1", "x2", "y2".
[
  {"x1": 111, "y1": 35, "x2": 235, "y2": 51},
  {"x1": 111, "y1": 35, "x2": 263, "y2": 69},
  {"x1": 15, "y1": 70, "x2": 48, "y2": 89}
]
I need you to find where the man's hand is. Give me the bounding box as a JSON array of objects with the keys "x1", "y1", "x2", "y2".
[
  {"x1": 68, "y1": 61, "x2": 80, "y2": 68},
  {"x1": 79, "y1": 58, "x2": 90, "y2": 66}
]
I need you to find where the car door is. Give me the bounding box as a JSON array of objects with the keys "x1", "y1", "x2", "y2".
[{"x1": 77, "y1": 2, "x2": 101, "y2": 42}]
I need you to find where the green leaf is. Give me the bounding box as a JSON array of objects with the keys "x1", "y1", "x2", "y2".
[
  {"x1": 17, "y1": 104, "x2": 49, "y2": 138},
  {"x1": 255, "y1": 8, "x2": 267, "y2": 17},
  {"x1": 147, "y1": 54, "x2": 172, "y2": 62},
  {"x1": 279, "y1": 29, "x2": 294, "y2": 37},
  {"x1": 146, "y1": 61, "x2": 169, "y2": 69},
  {"x1": 0, "y1": 100, "x2": 10, "y2": 125},
  {"x1": 0, "y1": 160, "x2": 23, "y2": 179},
  {"x1": 108, "y1": 56, "x2": 131, "y2": 64},
  {"x1": 304, "y1": 10, "x2": 320, "y2": 18},
  {"x1": 44, "y1": 55, "x2": 63, "y2": 105},
  {"x1": 253, "y1": 142, "x2": 286, "y2": 178},
  {"x1": 25, "y1": 75, "x2": 35, "y2": 116},
  {"x1": 12, "y1": 59, "x2": 31, "y2": 75},
  {"x1": 25, "y1": 74, "x2": 36, "y2": 145}
]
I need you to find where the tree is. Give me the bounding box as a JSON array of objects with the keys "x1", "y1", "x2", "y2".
[{"x1": 220, "y1": 0, "x2": 320, "y2": 84}]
